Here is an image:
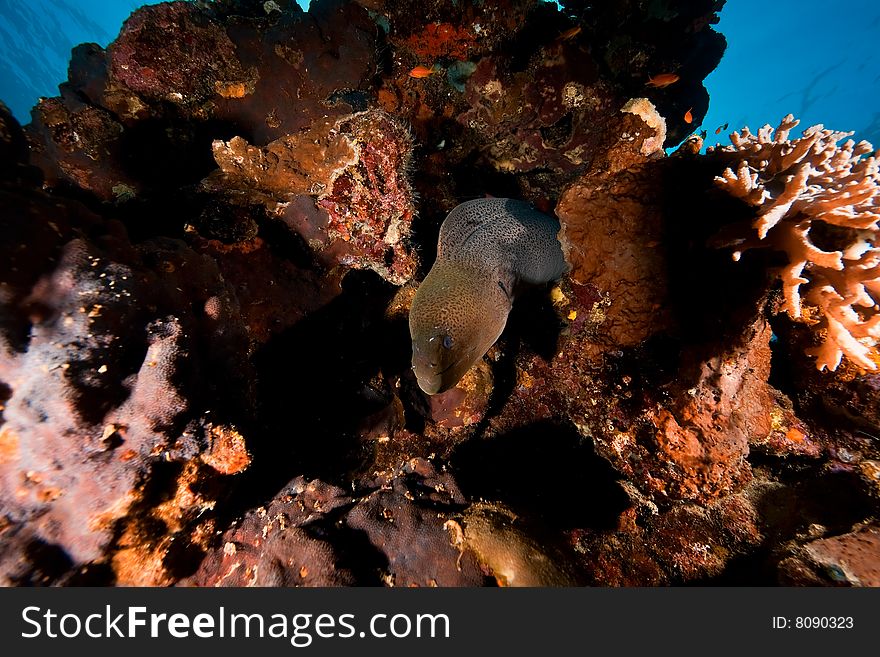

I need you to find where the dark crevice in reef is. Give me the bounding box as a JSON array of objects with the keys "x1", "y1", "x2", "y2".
[
  {"x1": 766, "y1": 311, "x2": 801, "y2": 408},
  {"x1": 112, "y1": 194, "x2": 198, "y2": 242},
  {"x1": 119, "y1": 118, "x2": 244, "y2": 191},
  {"x1": 505, "y1": 3, "x2": 572, "y2": 73},
  {"x1": 693, "y1": 465, "x2": 878, "y2": 586},
  {"x1": 687, "y1": 551, "x2": 777, "y2": 586},
  {"x1": 257, "y1": 214, "x2": 322, "y2": 271},
  {"x1": 10, "y1": 540, "x2": 75, "y2": 587},
  {"x1": 161, "y1": 534, "x2": 210, "y2": 583},
  {"x1": 311, "y1": 507, "x2": 389, "y2": 586},
  {"x1": 475, "y1": 286, "x2": 565, "y2": 427},
  {"x1": 660, "y1": 158, "x2": 775, "y2": 346},
  {"x1": 758, "y1": 469, "x2": 876, "y2": 541},
  {"x1": 509, "y1": 285, "x2": 566, "y2": 363},
  {"x1": 451, "y1": 420, "x2": 630, "y2": 532},
  {"x1": 60, "y1": 562, "x2": 116, "y2": 586},
  {"x1": 449, "y1": 156, "x2": 523, "y2": 203},
  {"x1": 540, "y1": 112, "x2": 574, "y2": 150},
  {"x1": 243, "y1": 270, "x2": 398, "y2": 499}
]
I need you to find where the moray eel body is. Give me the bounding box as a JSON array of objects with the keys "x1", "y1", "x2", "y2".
[{"x1": 409, "y1": 198, "x2": 568, "y2": 394}]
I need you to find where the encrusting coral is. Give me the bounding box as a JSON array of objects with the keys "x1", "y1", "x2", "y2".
[
  {"x1": 711, "y1": 115, "x2": 880, "y2": 371},
  {"x1": 210, "y1": 110, "x2": 418, "y2": 285}
]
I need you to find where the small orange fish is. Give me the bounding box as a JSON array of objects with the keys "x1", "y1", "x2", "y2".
[
  {"x1": 714, "y1": 122, "x2": 729, "y2": 135},
  {"x1": 645, "y1": 73, "x2": 680, "y2": 88},
  {"x1": 557, "y1": 26, "x2": 582, "y2": 41},
  {"x1": 409, "y1": 65, "x2": 436, "y2": 79},
  {"x1": 684, "y1": 107, "x2": 693, "y2": 124}
]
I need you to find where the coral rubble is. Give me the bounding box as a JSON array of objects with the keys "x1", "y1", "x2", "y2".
[{"x1": 1, "y1": 0, "x2": 878, "y2": 587}]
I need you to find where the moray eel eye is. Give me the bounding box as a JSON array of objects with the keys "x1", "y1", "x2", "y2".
[{"x1": 442, "y1": 334, "x2": 454, "y2": 349}]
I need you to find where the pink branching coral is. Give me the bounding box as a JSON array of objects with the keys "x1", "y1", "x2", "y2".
[{"x1": 711, "y1": 115, "x2": 880, "y2": 371}]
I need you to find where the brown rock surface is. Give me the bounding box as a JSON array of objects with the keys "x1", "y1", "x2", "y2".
[{"x1": 778, "y1": 524, "x2": 880, "y2": 586}]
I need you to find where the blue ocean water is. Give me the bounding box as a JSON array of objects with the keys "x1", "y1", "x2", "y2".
[
  {"x1": 0, "y1": 0, "x2": 159, "y2": 120},
  {"x1": 701, "y1": 0, "x2": 880, "y2": 148},
  {"x1": 0, "y1": 0, "x2": 878, "y2": 148}
]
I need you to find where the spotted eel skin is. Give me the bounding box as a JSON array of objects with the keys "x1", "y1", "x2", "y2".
[{"x1": 409, "y1": 198, "x2": 567, "y2": 394}]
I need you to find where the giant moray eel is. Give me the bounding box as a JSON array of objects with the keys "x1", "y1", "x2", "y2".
[{"x1": 409, "y1": 198, "x2": 568, "y2": 395}]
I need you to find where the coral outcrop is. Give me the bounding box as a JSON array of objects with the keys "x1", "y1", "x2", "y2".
[
  {"x1": 210, "y1": 110, "x2": 418, "y2": 284},
  {"x1": 560, "y1": 0, "x2": 727, "y2": 146}
]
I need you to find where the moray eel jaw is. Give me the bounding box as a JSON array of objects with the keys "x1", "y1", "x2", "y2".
[
  {"x1": 410, "y1": 336, "x2": 445, "y2": 394},
  {"x1": 411, "y1": 338, "x2": 481, "y2": 395}
]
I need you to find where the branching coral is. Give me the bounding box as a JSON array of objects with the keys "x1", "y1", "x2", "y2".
[{"x1": 711, "y1": 115, "x2": 880, "y2": 371}]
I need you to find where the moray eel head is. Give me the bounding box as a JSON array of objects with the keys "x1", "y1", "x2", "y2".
[
  {"x1": 410, "y1": 329, "x2": 475, "y2": 395},
  {"x1": 409, "y1": 262, "x2": 509, "y2": 395}
]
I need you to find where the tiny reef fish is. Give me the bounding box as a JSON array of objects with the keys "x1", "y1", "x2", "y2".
[
  {"x1": 715, "y1": 122, "x2": 729, "y2": 135},
  {"x1": 557, "y1": 26, "x2": 582, "y2": 41},
  {"x1": 409, "y1": 65, "x2": 437, "y2": 78},
  {"x1": 684, "y1": 108, "x2": 693, "y2": 124},
  {"x1": 409, "y1": 198, "x2": 568, "y2": 395},
  {"x1": 645, "y1": 73, "x2": 680, "y2": 88}
]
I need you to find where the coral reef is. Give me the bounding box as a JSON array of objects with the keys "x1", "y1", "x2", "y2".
[
  {"x1": 1, "y1": 100, "x2": 254, "y2": 583},
  {"x1": 108, "y1": 2, "x2": 252, "y2": 109},
  {"x1": 344, "y1": 459, "x2": 486, "y2": 587},
  {"x1": 557, "y1": 159, "x2": 671, "y2": 348},
  {"x1": 560, "y1": 0, "x2": 726, "y2": 146},
  {"x1": 1, "y1": 0, "x2": 878, "y2": 587}
]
